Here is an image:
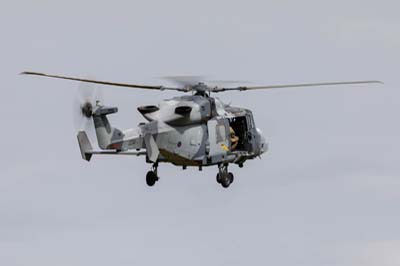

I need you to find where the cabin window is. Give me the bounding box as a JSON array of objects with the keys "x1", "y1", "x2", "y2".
[{"x1": 216, "y1": 124, "x2": 225, "y2": 143}]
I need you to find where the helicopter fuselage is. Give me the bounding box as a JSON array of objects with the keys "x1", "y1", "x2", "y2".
[{"x1": 130, "y1": 95, "x2": 267, "y2": 167}]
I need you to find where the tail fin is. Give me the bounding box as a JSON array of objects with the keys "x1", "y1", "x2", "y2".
[
  {"x1": 77, "y1": 131, "x2": 93, "y2": 161},
  {"x1": 92, "y1": 106, "x2": 123, "y2": 150}
]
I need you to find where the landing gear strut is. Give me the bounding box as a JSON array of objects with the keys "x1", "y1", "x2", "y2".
[
  {"x1": 146, "y1": 162, "x2": 159, "y2": 187},
  {"x1": 216, "y1": 163, "x2": 234, "y2": 188}
]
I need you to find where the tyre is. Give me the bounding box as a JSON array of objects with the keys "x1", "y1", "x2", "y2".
[
  {"x1": 221, "y1": 173, "x2": 230, "y2": 188},
  {"x1": 146, "y1": 171, "x2": 157, "y2": 187},
  {"x1": 216, "y1": 173, "x2": 222, "y2": 184},
  {"x1": 228, "y1": 172, "x2": 234, "y2": 183}
]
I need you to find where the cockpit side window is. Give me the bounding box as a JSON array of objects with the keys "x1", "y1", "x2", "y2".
[{"x1": 246, "y1": 114, "x2": 255, "y2": 129}]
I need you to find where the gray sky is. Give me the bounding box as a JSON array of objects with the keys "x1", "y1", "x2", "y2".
[{"x1": 1, "y1": 0, "x2": 399, "y2": 265}]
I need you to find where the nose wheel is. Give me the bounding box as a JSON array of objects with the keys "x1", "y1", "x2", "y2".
[
  {"x1": 216, "y1": 164, "x2": 234, "y2": 188},
  {"x1": 146, "y1": 163, "x2": 159, "y2": 187}
]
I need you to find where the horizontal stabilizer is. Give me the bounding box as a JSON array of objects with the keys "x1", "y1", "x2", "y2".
[
  {"x1": 89, "y1": 151, "x2": 146, "y2": 156},
  {"x1": 77, "y1": 131, "x2": 146, "y2": 161}
]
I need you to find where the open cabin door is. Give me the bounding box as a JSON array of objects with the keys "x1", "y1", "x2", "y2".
[{"x1": 207, "y1": 118, "x2": 230, "y2": 163}]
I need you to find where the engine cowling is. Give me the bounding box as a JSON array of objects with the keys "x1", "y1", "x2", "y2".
[
  {"x1": 175, "y1": 106, "x2": 192, "y2": 115},
  {"x1": 137, "y1": 96, "x2": 214, "y2": 126},
  {"x1": 137, "y1": 105, "x2": 159, "y2": 114}
]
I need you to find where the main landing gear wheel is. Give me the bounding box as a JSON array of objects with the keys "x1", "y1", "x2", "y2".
[
  {"x1": 146, "y1": 163, "x2": 159, "y2": 187},
  {"x1": 217, "y1": 164, "x2": 234, "y2": 188},
  {"x1": 146, "y1": 171, "x2": 158, "y2": 186},
  {"x1": 228, "y1": 172, "x2": 234, "y2": 183},
  {"x1": 216, "y1": 173, "x2": 222, "y2": 184},
  {"x1": 220, "y1": 172, "x2": 234, "y2": 188}
]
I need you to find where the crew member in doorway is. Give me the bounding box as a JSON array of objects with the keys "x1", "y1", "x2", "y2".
[{"x1": 230, "y1": 127, "x2": 239, "y2": 150}]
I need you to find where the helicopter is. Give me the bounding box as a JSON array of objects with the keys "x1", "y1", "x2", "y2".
[{"x1": 21, "y1": 71, "x2": 382, "y2": 188}]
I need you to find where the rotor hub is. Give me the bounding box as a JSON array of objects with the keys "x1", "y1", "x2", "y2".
[{"x1": 81, "y1": 102, "x2": 93, "y2": 118}]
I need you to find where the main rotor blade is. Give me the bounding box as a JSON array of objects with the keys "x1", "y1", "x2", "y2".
[
  {"x1": 21, "y1": 71, "x2": 187, "y2": 92},
  {"x1": 161, "y1": 75, "x2": 205, "y2": 87},
  {"x1": 215, "y1": 80, "x2": 383, "y2": 92}
]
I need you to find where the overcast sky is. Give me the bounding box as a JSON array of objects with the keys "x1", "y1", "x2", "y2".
[{"x1": 1, "y1": 1, "x2": 399, "y2": 265}]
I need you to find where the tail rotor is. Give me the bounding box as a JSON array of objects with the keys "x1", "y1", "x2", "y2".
[{"x1": 73, "y1": 78, "x2": 104, "y2": 140}]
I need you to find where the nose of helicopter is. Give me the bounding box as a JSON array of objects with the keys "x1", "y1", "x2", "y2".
[{"x1": 256, "y1": 128, "x2": 268, "y2": 155}]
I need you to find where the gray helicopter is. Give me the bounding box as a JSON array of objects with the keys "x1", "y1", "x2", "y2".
[{"x1": 22, "y1": 71, "x2": 382, "y2": 188}]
